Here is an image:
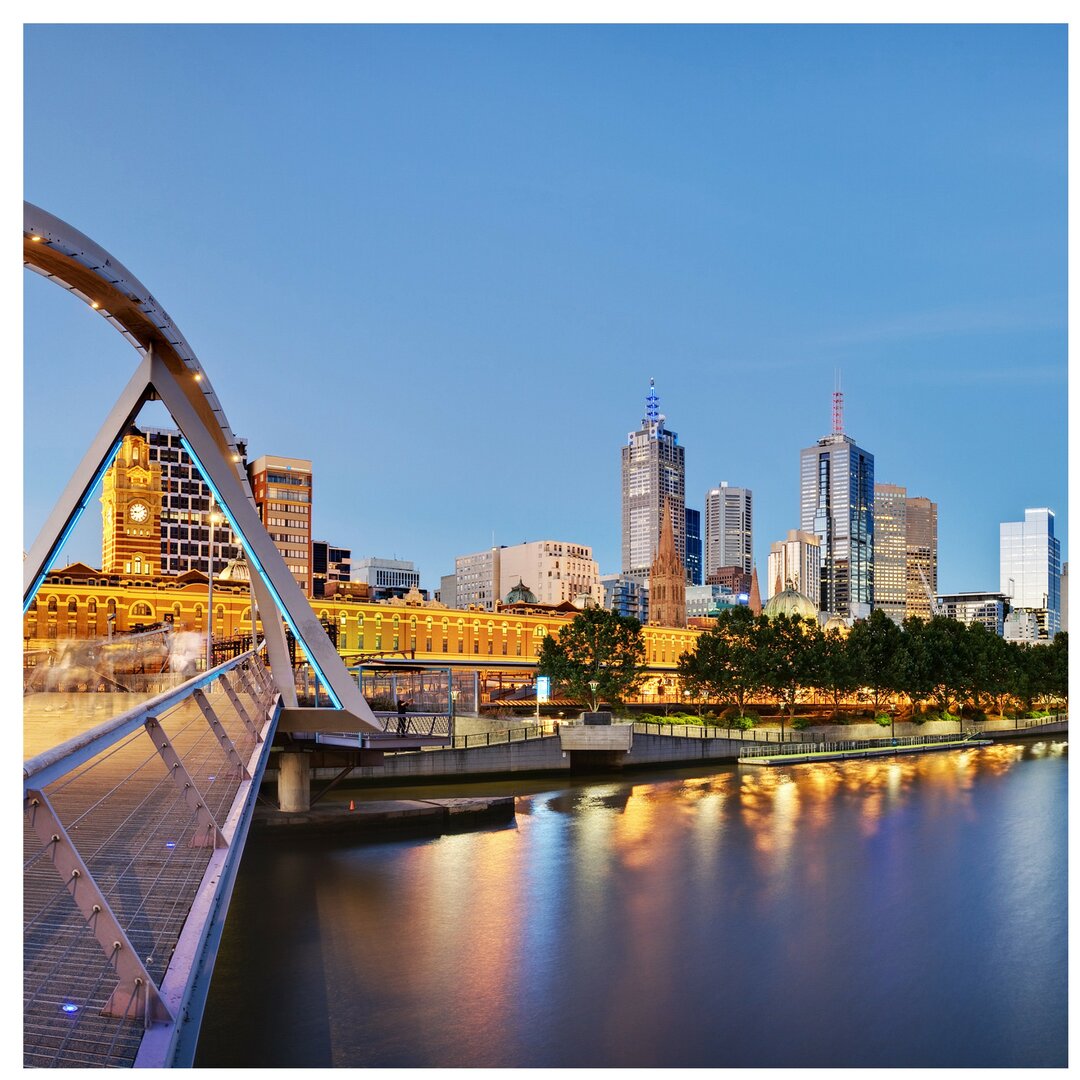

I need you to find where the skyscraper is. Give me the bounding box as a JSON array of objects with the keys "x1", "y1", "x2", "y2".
[
  {"x1": 1000, "y1": 507, "x2": 1061, "y2": 638},
  {"x1": 704, "y1": 482, "x2": 753, "y2": 578},
  {"x1": 873, "y1": 484, "x2": 907, "y2": 625},
  {"x1": 621, "y1": 379, "x2": 685, "y2": 586},
  {"x1": 248, "y1": 455, "x2": 314, "y2": 595},
  {"x1": 684, "y1": 507, "x2": 703, "y2": 585},
  {"x1": 905, "y1": 496, "x2": 938, "y2": 621},
  {"x1": 799, "y1": 390, "x2": 874, "y2": 618}
]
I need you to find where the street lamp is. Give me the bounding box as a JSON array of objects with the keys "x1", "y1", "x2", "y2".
[
  {"x1": 588, "y1": 678, "x2": 600, "y2": 712},
  {"x1": 206, "y1": 497, "x2": 224, "y2": 671}
]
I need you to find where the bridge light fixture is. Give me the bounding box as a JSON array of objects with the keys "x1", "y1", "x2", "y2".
[
  {"x1": 193, "y1": 372, "x2": 202, "y2": 382},
  {"x1": 91, "y1": 301, "x2": 100, "y2": 309},
  {"x1": 30, "y1": 235, "x2": 41, "y2": 242},
  {"x1": 60, "y1": 1002, "x2": 79, "y2": 1014}
]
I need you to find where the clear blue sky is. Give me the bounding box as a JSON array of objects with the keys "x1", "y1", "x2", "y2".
[{"x1": 23, "y1": 24, "x2": 1067, "y2": 596}]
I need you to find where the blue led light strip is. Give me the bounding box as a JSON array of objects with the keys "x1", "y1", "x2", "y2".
[
  {"x1": 178, "y1": 436, "x2": 343, "y2": 709},
  {"x1": 24, "y1": 437, "x2": 124, "y2": 614}
]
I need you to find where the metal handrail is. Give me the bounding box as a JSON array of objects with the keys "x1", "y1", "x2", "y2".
[
  {"x1": 738, "y1": 731, "x2": 986, "y2": 759},
  {"x1": 24, "y1": 643, "x2": 272, "y2": 790}
]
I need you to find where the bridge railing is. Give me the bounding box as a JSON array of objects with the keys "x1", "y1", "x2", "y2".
[
  {"x1": 737, "y1": 731, "x2": 985, "y2": 759},
  {"x1": 371, "y1": 712, "x2": 453, "y2": 739},
  {"x1": 23, "y1": 645, "x2": 280, "y2": 1070}
]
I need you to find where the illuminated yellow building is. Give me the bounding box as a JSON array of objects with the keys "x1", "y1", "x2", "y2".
[
  {"x1": 27, "y1": 426, "x2": 701, "y2": 674},
  {"x1": 24, "y1": 569, "x2": 700, "y2": 672}
]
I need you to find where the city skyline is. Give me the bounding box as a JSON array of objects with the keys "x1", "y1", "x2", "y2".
[{"x1": 23, "y1": 24, "x2": 1067, "y2": 597}]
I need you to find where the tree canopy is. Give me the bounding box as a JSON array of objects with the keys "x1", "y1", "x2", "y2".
[{"x1": 537, "y1": 607, "x2": 646, "y2": 708}]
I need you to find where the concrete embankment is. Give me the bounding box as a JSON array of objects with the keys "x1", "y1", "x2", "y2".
[
  {"x1": 273, "y1": 717, "x2": 1066, "y2": 791},
  {"x1": 299, "y1": 732, "x2": 751, "y2": 787},
  {"x1": 252, "y1": 795, "x2": 515, "y2": 838}
]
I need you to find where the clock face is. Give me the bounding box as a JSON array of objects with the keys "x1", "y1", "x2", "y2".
[{"x1": 128, "y1": 501, "x2": 150, "y2": 524}]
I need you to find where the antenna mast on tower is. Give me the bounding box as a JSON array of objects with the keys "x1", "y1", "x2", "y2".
[{"x1": 832, "y1": 369, "x2": 844, "y2": 435}]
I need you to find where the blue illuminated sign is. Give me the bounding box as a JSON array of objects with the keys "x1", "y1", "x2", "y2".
[{"x1": 536, "y1": 676, "x2": 551, "y2": 703}]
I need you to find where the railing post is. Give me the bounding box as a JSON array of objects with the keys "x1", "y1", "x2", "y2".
[
  {"x1": 191, "y1": 688, "x2": 251, "y2": 780},
  {"x1": 144, "y1": 717, "x2": 227, "y2": 849},
  {"x1": 24, "y1": 789, "x2": 173, "y2": 1025}
]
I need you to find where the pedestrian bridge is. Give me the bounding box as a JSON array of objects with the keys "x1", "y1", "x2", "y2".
[
  {"x1": 22, "y1": 202, "x2": 444, "y2": 1066},
  {"x1": 24, "y1": 647, "x2": 279, "y2": 1067}
]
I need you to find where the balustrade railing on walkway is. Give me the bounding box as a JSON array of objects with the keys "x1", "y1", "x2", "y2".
[
  {"x1": 737, "y1": 731, "x2": 984, "y2": 759},
  {"x1": 23, "y1": 646, "x2": 279, "y2": 1070}
]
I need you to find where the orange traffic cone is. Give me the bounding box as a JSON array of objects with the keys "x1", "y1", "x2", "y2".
[{"x1": 349, "y1": 800, "x2": 355, "y2": 811}]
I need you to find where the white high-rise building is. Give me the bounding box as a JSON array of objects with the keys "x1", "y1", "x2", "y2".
[
  {"x1": 704, "y1": 482, "x2": 753, "y2": 579},
  {"x1": 621, "y1": 380, "x2": 685, "y2": 587},
  {"x1": 454, "y1": 541, "x2": 601, "y2": 610},
  {"x1": 766, "y1": 530, "x2": 821, "y2": 606},
  {"x1": 499, "y1": 541, "x2": 601, "y2": 607},
  {"x1": 1000, "y1": 508, "x2": 1061, "y2": 639}
]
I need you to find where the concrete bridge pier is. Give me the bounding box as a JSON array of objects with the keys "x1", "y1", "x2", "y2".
[{"x1": 278, "y1": 751, "x2": 311, "y2": 812}]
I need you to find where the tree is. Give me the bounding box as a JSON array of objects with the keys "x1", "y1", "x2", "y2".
[
  {"x1": 1044, "y1": 632, "x2": 1069, "y2": 708},
  {"x1": 758, "y1": 614, "x2": 816, "y2": 743},
  {"x1": 846, "y1": 609, "x2": 903, "y2": 716},
  {"x1": 810, "y1": 626, "x2": 859, "y2": 720},
  {"x1": 922, "y1": 616, "x2": 975, "y2": 731},
  {"x1": 967, "y1": 621, "x2": 1013, "y2": 722},
  {"x1": 677, "y1": 605, "x2": 768, "y2": 731},
  {"x1": 896, "y1": 616, "x2": 936, "y2": 720},
  {"x1": 536, "y1": 607, "x2": 645, "y2": 710}
]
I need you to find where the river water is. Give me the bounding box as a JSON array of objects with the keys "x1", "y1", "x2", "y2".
[{"x1": 195, "y1": 740, "x2": 1067, "y2": 1068}]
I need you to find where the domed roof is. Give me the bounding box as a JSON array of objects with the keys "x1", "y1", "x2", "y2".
[
  {"x1": 505, "y1": 579, "x2": 537, "y2": 605},
  {"x1": 218, "y1": 557, "x2": 250, "y2": 582},
  {"x1": 822, "y1": 612, "x2": 849, "y2": 634},
  {"x1": 762, "y1": 583, "x2": 818, "y2": 623}
]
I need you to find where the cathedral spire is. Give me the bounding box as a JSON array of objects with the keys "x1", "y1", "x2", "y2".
[
  {"x1": 649, "y1": 497, "x2": 686, "y2": 628},
  {"x1": 749, "y1": 565, "x2": 762, "y2": 616}
]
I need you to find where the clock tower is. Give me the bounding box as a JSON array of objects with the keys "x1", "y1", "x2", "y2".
[{"x1": 101, "y1": 428, "x2": 163, "y2": 577}]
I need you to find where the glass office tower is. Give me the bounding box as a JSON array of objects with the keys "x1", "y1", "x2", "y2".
[
  {"x1": 800, "y1": 430, "x2": 874, "y2": 618},
  {"x1": 1000, "y1": 508, "x2": 1061, "y2": 638}
]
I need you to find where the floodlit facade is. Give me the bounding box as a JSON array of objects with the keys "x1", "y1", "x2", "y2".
[
  {"x1": 704, "y1": 482, "x2": 753, "y2": 578},
  {"x1": 799, "y1": 395, "x2": 874, "y2": 618},
  {"x1": 248, "y1": 454, "x2": 313, "y2": 595},
  {"x1": 873, "y1": 484, "x2": 907, "y2": 624},
  {"x1": 766, "y1": 529, "x2": 821, "y2": 607},
  {"x1": 621, "y1": 379, "x2": 685, "y2": 586},
  {"x1": 905, "y1": 496, "x2": 938, "y2": 621},
  {"x1": 1000, "y1": 508, "x2": 1061, "y2": 639}
]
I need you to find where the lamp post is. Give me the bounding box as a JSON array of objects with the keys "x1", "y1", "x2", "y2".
[
  {"x1": 588, "y1": 678, "x2": 600, "y2": 713},
  {"x1": 206, "y1": 497, "x2": 223, "y2": 671}
]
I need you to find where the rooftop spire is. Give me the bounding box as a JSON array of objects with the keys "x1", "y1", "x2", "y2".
[
  {"x1": 645, "y1": 378, "x2": 660, "y2": 425},
  {"x1": 832, "y1": 369, "x2": 844, "y2": 435}
]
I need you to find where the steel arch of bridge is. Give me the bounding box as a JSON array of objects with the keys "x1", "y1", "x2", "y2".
[{"x1": 23, "y1": 201, "x2": 378, "y2": 731}]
